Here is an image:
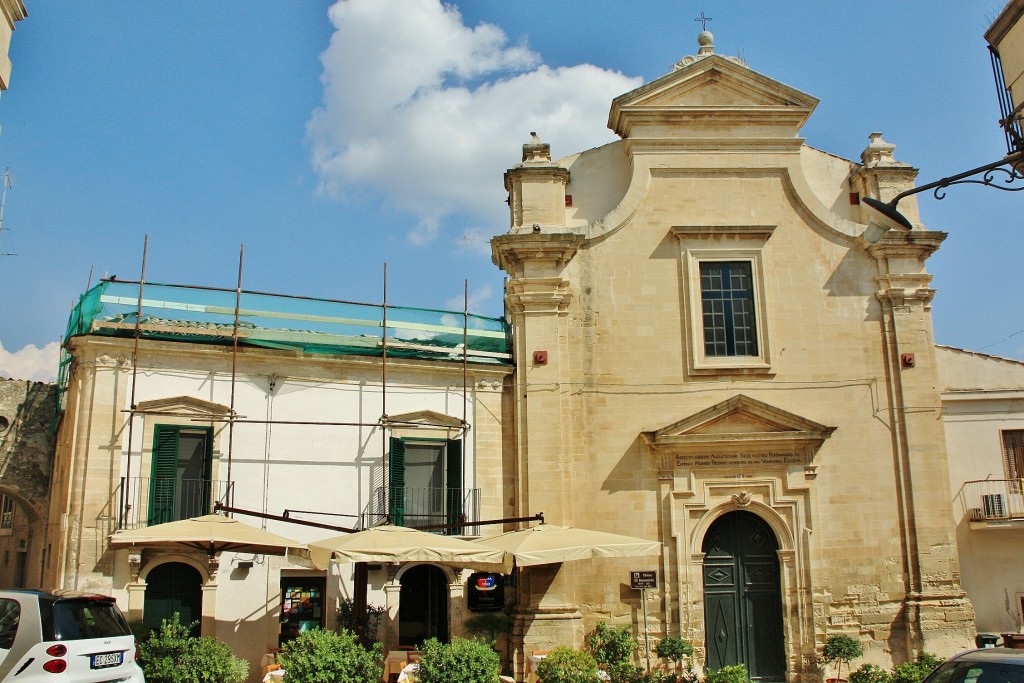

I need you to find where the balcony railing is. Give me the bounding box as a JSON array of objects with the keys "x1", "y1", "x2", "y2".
[
  {"x1": 963, "y1": 479, "x2": 1024, "y2": 522},
  {"x1": 370, "y1": 486, "x2": 481, "y2": 536},
  {"x1": 117, "y1": 477, "x2": 234, "y2": 530}
]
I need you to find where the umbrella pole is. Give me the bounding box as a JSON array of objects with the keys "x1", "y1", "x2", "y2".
[{"x1": 353, "y1": 562, "x2": 369, "y2": 643}]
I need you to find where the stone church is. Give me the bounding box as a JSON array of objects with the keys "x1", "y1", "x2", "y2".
[
  {"x1": 491, "y1": 31, "x2": 974, "y2": 679},
  {"x1": 34, "y1": 27, "x2": 983, "y2": 683}
]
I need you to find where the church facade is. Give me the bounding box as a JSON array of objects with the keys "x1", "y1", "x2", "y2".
[{"x1": 491, "y1": 32, "x2": 975, "y2": 678}]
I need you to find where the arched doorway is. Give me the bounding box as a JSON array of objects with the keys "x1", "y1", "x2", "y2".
[
  {"x1": 702, "y1": 511, "x2": 785, "y2": 680},
  {"x1": 143, "y1": 562, "x2": 202, "y2": 636},
  {"x1": 399, "y1": 565, "x2": 449, "y2": 646}
]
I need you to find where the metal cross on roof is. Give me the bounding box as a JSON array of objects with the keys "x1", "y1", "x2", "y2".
[{"x1": 694, "y1": 12, "x2": 712, "y2": 31}]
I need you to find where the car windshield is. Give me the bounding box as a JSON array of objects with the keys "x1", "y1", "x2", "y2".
[
  {"x1": 48, "y1": 599, "x2": 130, "y2": 641},
  {"x1": 928, "y1": 660, "x2": 1024, "y2": 683}
]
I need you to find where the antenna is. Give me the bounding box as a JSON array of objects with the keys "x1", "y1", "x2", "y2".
[{"x1": 0, "y1": 169, "x2": 15, "y2": 256}]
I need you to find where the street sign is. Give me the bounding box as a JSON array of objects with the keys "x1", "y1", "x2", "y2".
[{"x1": 630, "y1": 570, "x2": 657, "y2": 590}]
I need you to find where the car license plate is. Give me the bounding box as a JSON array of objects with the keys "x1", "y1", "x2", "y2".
[{"x1": 91, "y1": 652, "x2": 122, "y2": 669}]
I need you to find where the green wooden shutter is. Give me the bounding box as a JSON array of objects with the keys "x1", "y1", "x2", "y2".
[
  {"x1": 388, "y1": 437, "x2": 406, "y2": 526},
  {"x1": 149, "y1": 426, "x2": 179, "y2": 526},
  {"x1": 445, "y1": 439, "x2": 463, "y2": 536}
]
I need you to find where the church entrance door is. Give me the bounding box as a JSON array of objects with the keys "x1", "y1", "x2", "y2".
[{"x1": 702, "y1": 511, "x2": 784, "y2": 680}]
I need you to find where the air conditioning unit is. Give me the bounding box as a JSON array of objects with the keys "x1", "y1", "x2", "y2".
[{"x1": 982, "y1": 493, "x2": 1007, "y2": 518}]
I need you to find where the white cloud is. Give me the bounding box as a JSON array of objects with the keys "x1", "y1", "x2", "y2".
[
  {"x1": 445, "y1": 284, "x2": 493, "y2": 316},
  {"x1": 0, "y1": 340, "x2": 60, "y2": 383},
  {"x1": 308, "y1": 0, "x2": 642, "y2": 242}
]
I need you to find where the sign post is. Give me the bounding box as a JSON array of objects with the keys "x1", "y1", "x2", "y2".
[{"x1": 630, "y1": 571, "x2": 657, "y2": 672}]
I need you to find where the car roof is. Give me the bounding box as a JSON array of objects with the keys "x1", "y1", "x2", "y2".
[
  {"x1": 0, "y1": 589, "x2": 116, "y2": 602},
  {"x1": 950, "y1": 648, "x2": 1024, "y2": 665}
]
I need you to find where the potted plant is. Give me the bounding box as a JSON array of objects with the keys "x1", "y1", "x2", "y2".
[
  {"x1": 822, "y1": 634, "x2": 864, "y2": 682},
  {"x1": 656, "y1": 635, "x2": 696, "y2": 678}
]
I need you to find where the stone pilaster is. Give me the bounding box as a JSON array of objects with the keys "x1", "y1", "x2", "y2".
[{"x1": 870, "y1": 231, "x2": 975, "y2": 656}]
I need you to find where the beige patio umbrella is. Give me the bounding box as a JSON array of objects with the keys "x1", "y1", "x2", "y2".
[
  {"x1": 473, "y1": 524, "x2": 661, "y2": 567},
  {"x1": 108, "y1": 513, "x2": 307, "y2": 556},
  {"x1": 308, "y1": 524, "x2": 512, "y2": 571}
]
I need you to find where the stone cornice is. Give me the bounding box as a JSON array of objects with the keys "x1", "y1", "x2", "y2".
[
  {"x1": 867, "y1": 230, "x2": 946, "y2": 261},
  {"x1": 875, "y1": 273, "x2": 937, "y2": 307},
  {"x1": 672, "y1": 225, "x2": 775, "y2": 243},
  {"x1": 505, "y1": 278, "x2": 572, "y2": 315},
  {"x1": 504, "y1": 165, "x2": 570, "y2": 191},
  {"x1": 491, "y1": 233, "x2": 583, "y2": 274}
]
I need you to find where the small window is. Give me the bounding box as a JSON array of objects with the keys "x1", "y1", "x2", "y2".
[
  {"x1": 1002, "y1": 430, "x2": 1024, "y2": 492},
  {"x1": 674, "y1": 226, "x2": 774, "y2": 376},
  {"x1": 700, "y1": 261, "x2": 758, "y2": 357},
  {"x1": 0, "y1": 496, "x2": 14, "y2": 531}
]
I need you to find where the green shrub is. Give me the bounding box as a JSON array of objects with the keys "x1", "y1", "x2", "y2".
[
  {"x1": 416, "y1": 637, "x2": 500, "y2": 683},
  {"x1": 890, "y1": 653, "x2": 942, "y2": 683},
  {"x1": 535, "y1": 646, "x2": 599, "y2": 683},
  {"x1": 138, "y1": 613, "x2": 248, "y2": 683},
  {"x1": 704, "y1": 664, "x2": 749, "y2": 683},
  {"x1": 278, "y1": 627, "x2": 382, "y2": 683},
  {"x1": 850, "y1": 664, "x2": 892, "y2": 683},
  {"x1": 608, "y1": 661, "x2": 643, "y2": 683},
  {"x1": 823, "y1": 634, "x2": 864, "y2": 681},
  {"x1": 587, "y1": 622, "x2": 637, "y2": 668}
]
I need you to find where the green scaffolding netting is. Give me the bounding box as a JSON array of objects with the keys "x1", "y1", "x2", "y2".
[{"x1": 58, "y1": 280, "x2": 511, "y2": 413}]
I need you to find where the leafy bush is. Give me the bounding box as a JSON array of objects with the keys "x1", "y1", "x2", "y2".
[
  {"x1": 587, "y1": 622, "x2": 637, "y2": 668},
  {"x1": 704, "y1": 664, "x2": 749, "y2": 683},
  {"x1": 823, "y1": 634, "x2": 864, "y2": 681},
  {"x1": 850, "y1": 664, "x2": 892, "y2": 683},
  {"x1": 890, "y1": 653, "x2": 942, "y2": 683},
  {"x1": 656, "y1": 636, "x2": 695, "y2": 665},
  {"x1": 278, "y1": 627, "x2": 382, "y2": 683},
  {"x1": 138, "y1": 613, "x2": 248, "y2": 683},
  {"x1": 535, "y1": 646, "x2": 599, "y2": 683},
  {"x1": 416, "y1": 637, "x2": 500, "y2": 683}
]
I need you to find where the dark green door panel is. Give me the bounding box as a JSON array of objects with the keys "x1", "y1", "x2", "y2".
[
  {"x1": 702, "y1": 511, "x2": 785, "y2": 680},
  {"x1": 143, "y1": 562, "x2": 202, "y2": 636}
]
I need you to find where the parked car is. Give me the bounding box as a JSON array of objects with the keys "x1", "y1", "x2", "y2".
[
  {"x1": 921, "y1": 647, "x2": 1024, "y2": 683},
  {"x1": 0, "y1": 590, "x2": 144, "y2": 683}
]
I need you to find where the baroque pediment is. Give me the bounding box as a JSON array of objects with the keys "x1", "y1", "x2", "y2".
[
  {"x1": 608, "y1": 55, "x2": 818, "y2": 141},
  {"x1": 135, "y1": 396, "x2": 230, "y2": 417},
  {"x1": 388, "y1": 410, "x2": 464, "y2": 428},
  {"x1": 387, "y1": 410, "x2": 464, "y2": 440},
  {"x1": 642, "y1": 395, "x2": 835, "y2": 468}
]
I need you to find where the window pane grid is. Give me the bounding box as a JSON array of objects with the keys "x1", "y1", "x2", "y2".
[{"x1": 700, "y1": 261, "x2": 758, "y2": 357}]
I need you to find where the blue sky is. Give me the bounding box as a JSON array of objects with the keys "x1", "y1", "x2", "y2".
[{"x1": 0, "y1": 1, "x2": 1020, "y2": 381}]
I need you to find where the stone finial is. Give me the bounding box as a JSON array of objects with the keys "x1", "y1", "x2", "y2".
[
  {"x1": 521, "y1": 131, "x2": 551, "y2": 164},
  {"x1": 675, "y1": 29, "x2": 747, "y2": 70},
  {"x1": 860, "y1": 132, "x2": 908, "y2": 168},
  {"x1": 697, "y1": 30, "x2": 715, "y2": 56}
]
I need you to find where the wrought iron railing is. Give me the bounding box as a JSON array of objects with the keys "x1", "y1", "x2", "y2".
[
  {"x1": 990, "y1": 46, "x2": 1024, "y2": 156},
  {"x1": 963, "y1": 479, "x2": 1024, "y2": 521},
  {"x1": 370, "y1": 486, "x2": 481, "y2": 536},
  {"x1": 117, "y1": 477, "x2": 234, "y2": 529}
]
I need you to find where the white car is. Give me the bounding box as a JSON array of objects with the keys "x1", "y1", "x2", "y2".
[{"x1": 0, "y1": 590, "x2": 145, "y2": 683}]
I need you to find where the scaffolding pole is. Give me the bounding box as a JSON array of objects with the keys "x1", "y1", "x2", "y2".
[
  {"x1": 226, "y1": 245, "x2": 244, "y2": 499},
  {"x1": 121, "y1": 235, "x2": 148, "y2": 529}
]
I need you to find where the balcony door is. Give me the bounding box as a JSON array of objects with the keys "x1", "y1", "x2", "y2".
[
  {"x1": 149, "y1": 425, "x2": 213, "y2": 526},
  {"x1": 389, "y1": 438, "x2": 462, "y2": 533}
]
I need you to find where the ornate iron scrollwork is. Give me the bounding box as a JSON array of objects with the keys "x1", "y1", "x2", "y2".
[{"x1": 931, "y1": 158, "x2": 1024, "y2": 200}]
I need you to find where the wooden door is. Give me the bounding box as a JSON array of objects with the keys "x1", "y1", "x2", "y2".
[{"x1": 703, "y1": 511, "x2": 784, "y2": 680}]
